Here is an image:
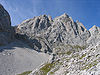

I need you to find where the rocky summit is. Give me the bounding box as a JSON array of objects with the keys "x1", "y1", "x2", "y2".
[
  {"x1": 16, "y1": 13, "x2": 91, "y2": 53},
  {"x1": 0, "y1": 4, "x2": 100, "y2": 75}
]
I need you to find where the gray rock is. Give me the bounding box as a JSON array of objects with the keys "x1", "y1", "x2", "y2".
[
  {"x1": 87, "y1": 25, "x2": 100, "y2": 46},
  {"x1": 17, "y1": 15, "x2": 52, "y2": 36},
  {"x1": 30, "y1": 38, "x2": 100, "y2": 75},
  {"x1": 16, "y1": 15, "x2": 52, "y2": 52},
  {"x1": 16, "y1": 13, "x2": 91, "y2": 53},
  {"x1": 47, "y1": 14, "x2": 90, "y2": 47},
  {"x1": 26, "y1": 14, "x2": 100, "y2": 75},
  {"x1": 0, "y1": 4, "x2": 14, "y2": 46}
]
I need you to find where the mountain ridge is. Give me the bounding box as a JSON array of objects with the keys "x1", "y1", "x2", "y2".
[
  {"x1": 0, "y1": 4, "x2": 100, "y2": 75},
  {"x1": 16, "y1": 13, "x2": 100, "y2": 75},
  {"x1": 16, "y1": 13, "x2": 94, "y2": 53}
]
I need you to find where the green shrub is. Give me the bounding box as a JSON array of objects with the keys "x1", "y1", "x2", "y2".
[{"x1": 81, "y1": 60, "x2": 99, "y2": 70}]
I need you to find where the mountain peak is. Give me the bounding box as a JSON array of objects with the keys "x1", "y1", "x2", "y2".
[
  {"x1": 91, "y1": 25, "x2": 97, "y2": 29},
  {"x1": 89, "y1": 25, "x2": 100, "y2": 35},
  {"x1": 54, "y1": 13, "x2": 69, "y2": 20},
  {"x1": 60, "y1": 13, "x2": 69, "y2": 18},
  {"x1": 89, "y1": 25, "x2": 99, "y2": 31},
  {"x1": 0, "y1": 4, "x2": 3, "y2": 8}
]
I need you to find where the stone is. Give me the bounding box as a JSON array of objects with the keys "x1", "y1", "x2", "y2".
[
  {"x1": 0, "y1": 4, "x2": 14, "y2": 46},
  {"x1": 25, "y1": 14, "x2": 100, "y2": 75},
  {"x1": 16, "y1": 13, "x2": 91, "y2": 52},
  {"x1": 16, "y1": 15, "x2": 52, "y2": 52},
  {"x1": 87, "y1": 25, "x2": 100, "y2": 46}
]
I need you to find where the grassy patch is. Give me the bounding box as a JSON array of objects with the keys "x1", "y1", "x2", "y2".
[
  {"x1": 81, "y1": 60, "x2": 99, "y2": 70},
  {"x1": 50, "y1": 72, "x2": 54, "y2": 74},
  {"x1": 66, "y1": 51, "x2": 72, "y2": 55},
  {"x1": 40, "y1": 63, "x2": 55, "y2": 75},
  {"x1": 73, "y1": 45, "x2": 86, "y2": 50},
  {"x1": 79, "y1": 54, "x2": 86, "y2": 59},
  {"x1": 58, "y1": 51, "x2": 72, "y2": 55},
  {"x1": 49, "y1": 65, "x2": 60, "y2": 75},
  {"x1": 17, "y1": 71, "x2": 32, "y2": 75}
]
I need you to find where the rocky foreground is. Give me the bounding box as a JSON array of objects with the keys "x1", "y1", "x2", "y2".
[{"x1": 0, "y1": 4, "x2": 100, "y2": 75}]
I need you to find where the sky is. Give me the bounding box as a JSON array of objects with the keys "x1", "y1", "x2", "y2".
[{"x1": 0, "y1": 0, "x2": 100, "y2": 29}]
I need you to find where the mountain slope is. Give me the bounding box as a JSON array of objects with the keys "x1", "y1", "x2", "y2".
[
  {"x1": 0, "y1": 40, "x2": 49, "y2": 75},
  {"x1": 30, "y1": 42, "x2": 100, "y2": 75}
]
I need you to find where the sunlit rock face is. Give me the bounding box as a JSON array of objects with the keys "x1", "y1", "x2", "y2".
[
  {"x1": 16, "y1": 13, "x2": 99, "y2": 75},
  {"x1": 47, "y1": 13, "x2": 90, "y2": 46},
  {"x1": 16, "y1": 13, "x2": 91, "y2": 53},
  {"x1": 0, "y1": 4, "x2": 14, "y2": 45},
  {"x1": 87, "y1": 25, "x2": 100, "y2": 46}
]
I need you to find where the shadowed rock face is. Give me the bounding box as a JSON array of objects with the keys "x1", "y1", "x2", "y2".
[
  {"x1": 16, "y1": 15, "x2": 52, "y2": 53},
  {"x1": 0, "y1": 4, "x2": 14, "y2": 45},
  {"x1": 16, "y1": 13, "x2": 91, "y2": 53}
]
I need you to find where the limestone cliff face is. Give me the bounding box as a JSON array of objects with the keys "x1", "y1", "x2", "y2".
[
  {"x1": 16, "y1": 15, "x2": 52, "y2": 53},
  {"x1": 87, "y1": 25, "x2": 100, "y2": 46},
  {"x1": 16, "y1": 13, "x2": 91, "y2": 53},
  {"x1": 0, "y1": 4, "x2": 14, "y2": 45},
  {"x1": 47, "y1": 13, "x2": 90, "y2": 46},
  {"x1": 16, "y1": 13, "x2": 100, "y2": 75}
]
